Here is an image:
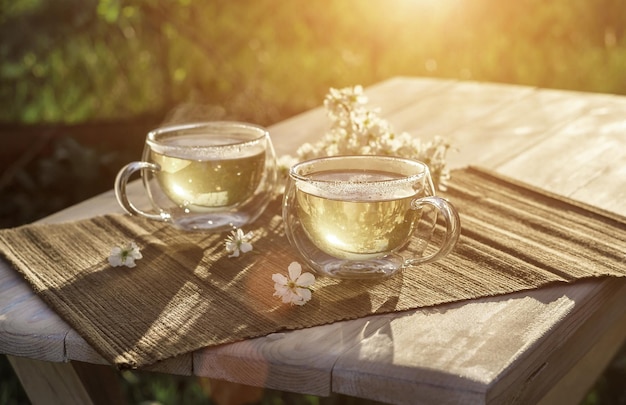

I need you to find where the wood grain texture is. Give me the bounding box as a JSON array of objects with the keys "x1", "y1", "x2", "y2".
[
  {"x1": 64, "y1": 328, "x2": 193, "y2": 375},
  {"x1": 193, "y1": 316, "x2": 390, "y2": 396},
  {"x1": 488, "y1": 279, "x2": 626, "y2": 404},
  {"x1": 329, "y1": 280, "x2": 626, "y2": 405},
  {"x1": 538, "y1": 301, "x2": 626, "y2": 405},
  {"x1": 1, "y1": 77, "x2": 625, "y2": 404},
  {"x1": 7, "y1": 355, "x2": 95, "y2": 405},
  {"x1": 331, "y1": 283, "x2": 578, "y2": 404},
  {"x1": 0, "y1": 264, "x2": 68, "y2": 362}
]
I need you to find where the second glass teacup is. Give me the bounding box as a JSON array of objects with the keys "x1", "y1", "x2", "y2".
[
  {"x1": 283, "y1": 155, "x2": 460, "y2": 279},
  {"x1": 115, "y1": 121, "x2": 277, "y2": 231}
]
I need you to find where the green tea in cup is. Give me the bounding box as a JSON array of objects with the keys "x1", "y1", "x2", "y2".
[
  {"x1": 149, "y1": 132, "x2": 266, "y2": 209},
  {"x1": 115, "y1": 121, "x2": 276, "y2": 231},
  {"x1": 283, "y1": 155, "x2": 460, "y2": 279},
  {"x1": 295, "y1": 169, "x2": 421, "y2": 260}
]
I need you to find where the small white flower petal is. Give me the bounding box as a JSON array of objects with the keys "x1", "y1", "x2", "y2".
[
  {"x1": 240, "y1": 242, "x2": 253, "y2": 253},
  {"x1": 108, "y1": 255, "x2": 122, "y2": 267},
  {"x1": 295, "y1": 287, "x2": 312, "y2": 302},
  {"x1": 287, "y1": 262, "x2": 302, "y2": 281},
  {"x1": 273, "y1": 284, "x2": 288, "y2": 296},
  {"x1": 109, "y1": 242, "x2": 142, "y2": 268},
  {"x1": 272, "y1": 273, "x2": 288, "y2": 284},
  {"x1": 295, "y1": 272, "x2": 315, "y2": 287},
  {"x1": 129, "y1": 246, "x2": 143, "y2": 260},
  {"x1": 281, "y1": 291, "x2": 295, "y2": 304}
]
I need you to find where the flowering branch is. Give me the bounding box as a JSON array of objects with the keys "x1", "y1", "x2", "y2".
[{"x1": 279, "y1": 85, "x2": 452, "y2": 191}]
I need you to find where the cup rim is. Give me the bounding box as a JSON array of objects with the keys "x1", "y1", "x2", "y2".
[
  {"x1": 147, "y1": 121, "x2": 268, "y2": 149},
  {"x1": 289, "y1": 155, "x2": 429, "y2": 185}
]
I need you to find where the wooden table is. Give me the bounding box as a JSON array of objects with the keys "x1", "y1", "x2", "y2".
[{"x1": 2, "y1": 77, "x2": 626, "y2": 405}]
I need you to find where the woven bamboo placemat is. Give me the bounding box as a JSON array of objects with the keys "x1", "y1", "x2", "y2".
[{"x1": 0, "y1": 166, "x2": 624, "y2": 369}]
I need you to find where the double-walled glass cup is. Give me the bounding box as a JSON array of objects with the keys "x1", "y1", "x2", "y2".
[
  {"x1": 115, "y1": 121, "x2": 277, "y2": 231},
  {"x1": 283, "y1": 155, "x2": 460, "y2": 279}
]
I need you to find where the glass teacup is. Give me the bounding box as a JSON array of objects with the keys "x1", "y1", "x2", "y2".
[
  {"x1": 282, "y1": 155, "x2": 460, "y2": 279},
  {"x1": 115, "y1": 121, "x2": 277, "y2": 231}
]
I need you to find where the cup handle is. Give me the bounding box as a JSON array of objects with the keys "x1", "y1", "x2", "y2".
[
  {"x1": 114, "y1": 162, "x2": 170, "y2": 222},
  {"x1": 405, "y1": 196, "x2": 461, "y2": 266}
]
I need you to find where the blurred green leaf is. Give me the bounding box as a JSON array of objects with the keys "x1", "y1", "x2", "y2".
[
  {"x1": 0, "y1": 62, "x2": 25, "y2": 78},
  {"x1": 97, "y1": 0, "x2": 120, "y2": 23},
  {"x1": 1, "y1": 0, "x2": 625, "y2": 125}
]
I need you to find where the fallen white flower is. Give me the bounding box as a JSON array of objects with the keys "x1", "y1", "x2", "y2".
[
  {"x1": 272, "y1": 262, "x2": 315, "y2": 306},
  {"x1": 108, "y1": 242, "x2": 143, "y2": 268},
  {"x1": 225, "y1": 228, "x2": 254, "y2": 258}
]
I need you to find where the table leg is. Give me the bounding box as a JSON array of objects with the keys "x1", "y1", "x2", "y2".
[
  {"x1": 538, "y1": 308, "x2": 626, "y2": 404},
  {"x1": 7, "y1": 356, "x2": 126, "y2": 405}
]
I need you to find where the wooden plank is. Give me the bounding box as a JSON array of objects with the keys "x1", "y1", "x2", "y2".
[
  {"x1": 64, "y1": 329, "x2": 193, "y2": 375},
  {"x1": 330, "y1": 282, "x2": 590, "y2": 404},
  {"x1": 63, "y1": 330, "x2": 109, "y2": 365},
  {"x1": 381, "y1": 80, "x2": 535, "y2": 142},
  {"x1": 10, "y1": 357, "x2": 127, "y2": 405},
  {"x1": 193, "y1": 316, "x2": 390, "y2": 396},
  {"x1": 496, "y1": 93, "x2": 626, "y2": 215},
  {"x1": 488, "y1": 279, "x2": 626, "y2": 404},
  {"x1": 40, "y1": 183, "x2": 143, "y2": 225},
  {"x1": 538, "y1": 295, "x2": 626, "y2": 405},
  {"x1": 569, "y1": 151, "x2": 626, "y2": 216},
  {"x1": 379, "y1": 82, "x2": 619, "y2": 172},
  {"x1": 444, "y1": 88, "x2": 617, "y2": 170},
  {"x1": 330, "y1": 279, "x2": 626, "y2": 405},
  {"x1": 0, "y1": 262, "x2": 68, "y2": 362},
  {"x1": 361, "y1": 76, "x2": 457, "y2": 118}
]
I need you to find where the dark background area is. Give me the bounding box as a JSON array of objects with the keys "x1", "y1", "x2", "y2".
[{"x1": 1, "y1": 0, "x2": 625, "y2": 403}]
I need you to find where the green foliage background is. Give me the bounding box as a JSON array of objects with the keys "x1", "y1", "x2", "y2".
[
  {"x1": 2, "y1": 0, "x2": 626, "y2": 126},
  {"x1": 1, "y1": 0, "x2": 626, "y2": 404}
]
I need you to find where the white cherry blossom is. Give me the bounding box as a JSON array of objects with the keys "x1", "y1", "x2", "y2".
[
  {"x1": 280, "y1": 85, "x2": 452, "y2": 191},
  {"x1": 108, "y1": 242, "x2": 143, "y2": 268},
  {"x1": 272, "y1": 262, "x2": 315, "y2": 306},
  {"x1": 225, "y1": 228, "x2": 254, "y2": 258}
]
